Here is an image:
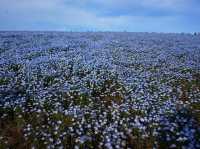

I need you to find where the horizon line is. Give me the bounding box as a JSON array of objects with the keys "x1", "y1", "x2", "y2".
[{"x1": 0, "y1": 30, "x2": 198, "y2": 34}]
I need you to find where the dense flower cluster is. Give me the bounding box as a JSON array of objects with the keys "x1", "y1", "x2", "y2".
[{"x1": 0, "y1": 32, "x2": 200, "y2": 148}]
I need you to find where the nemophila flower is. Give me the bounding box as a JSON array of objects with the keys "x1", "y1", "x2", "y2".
[
  {"x1": 170, "y1": 144, "x2": 176, "y2": 148},
  {"x1": 56, "y1": 139, "x2": 62, "y2": 145},
  {"x1": 57, "y1": 120, "x2": 62, "y2": 125},
  {"x1": 74, "y1": 145, "x2": 79, "y2": 149},
  {"x1": 177, "y1": 136, "x2": 188, "y2": 142},
  {"x1": 49, "y1": 138, "x2": 54, "y2": 143},
  {"x1": 1, "y1": 32, "x2": 200, "y2": 148}
]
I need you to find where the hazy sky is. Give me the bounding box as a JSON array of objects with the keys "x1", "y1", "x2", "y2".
[{"x1": 0, "y1": 0, "x2": 200, "y2": 32}]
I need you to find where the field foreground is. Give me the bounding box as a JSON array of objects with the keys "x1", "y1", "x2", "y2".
[{"x1": 0, "y1": 32, "x2": 200, "y2": 149}]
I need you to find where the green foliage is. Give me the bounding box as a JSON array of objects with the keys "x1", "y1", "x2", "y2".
[
  {"x1": 9, "y1": 63, "x2": 22, "y2": 73},
  {"x1": 0, "y1": 77, "x2": 10, "y2": 86},
  {"x1": 43, "y1": 75, "x2": 57, "y2": 87}
]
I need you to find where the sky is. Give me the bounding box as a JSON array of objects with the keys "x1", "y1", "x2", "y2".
[{"x1": 0, "y1": 0, "x2": 200, "y2": 32}]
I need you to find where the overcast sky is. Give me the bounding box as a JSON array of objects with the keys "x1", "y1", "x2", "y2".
[{"x1": 0, "y1": 0, "x2": 199, "y2": 32}]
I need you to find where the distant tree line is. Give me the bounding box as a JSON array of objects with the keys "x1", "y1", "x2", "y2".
[{"x1": 193, "y1": 32, "x2": 200, "y2": 36}]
